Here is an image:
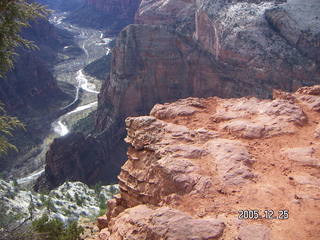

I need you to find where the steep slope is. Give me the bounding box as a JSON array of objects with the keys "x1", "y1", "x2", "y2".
[
  {"x1": 66, "y1": 0, "x2": 142, "y2": 35},
  {"x1": 0, "y1": 19, "x2": 71, "y2": 115},
  {"x1": 0, "y1": 18, "x2": 73, "y2": 172},
  {"x1": 40, "y1": 0, "x2": 320, "y2": 189},
  {"x1": 95, "y1": 85, "x2": 320, "y2": 240}
]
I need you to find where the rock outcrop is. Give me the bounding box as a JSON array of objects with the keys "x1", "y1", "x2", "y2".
[
  {"x1": 42, "y1": 0, "x2": 320, "y2": 188},
  {"x1": 94, "y1": 0, "x2": 319, "y2": 180},
  {"x1": 93, "y1": 85, "x2": 320, "y2": 240},
  {"x1": 35, "y1": 133, "x2": 110, "y2": 190}
]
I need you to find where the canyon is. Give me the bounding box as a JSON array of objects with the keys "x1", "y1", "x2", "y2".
[
  {"x1": 40, "y1": 0, "x2": 320, "y2": 189},
  {"x1": 0, "y1": 17, "x2": 74, "y2": 173},
  {"x1": 93, "y1": 85, "x2": 320, "y2": 240},
  {"x1": 1, "y1": 0, "x2": 320, "y2": 238}
]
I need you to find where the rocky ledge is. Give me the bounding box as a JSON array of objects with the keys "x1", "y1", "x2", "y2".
[
  {"x1": 40, "y1": 0, "x2": 320, "y2": 190},
  {"x1": 93, "y1": 85, "x2": 320, "y2": 240}
]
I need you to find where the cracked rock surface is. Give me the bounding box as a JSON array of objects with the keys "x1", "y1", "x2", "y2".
[{"x1": 93, "y1": 86, "x2": 320, "y2": 240}]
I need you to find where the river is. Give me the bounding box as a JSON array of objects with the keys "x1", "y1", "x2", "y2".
[{"x1": 17, "y1": 11, "x2": 111, "y2": 185}]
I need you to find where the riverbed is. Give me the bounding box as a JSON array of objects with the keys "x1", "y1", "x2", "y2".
[{"x1": 16, "y1": 11, "x2": 112, "y2": 185}]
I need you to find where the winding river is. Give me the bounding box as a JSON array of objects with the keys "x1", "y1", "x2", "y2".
[{"x1": 17, "y1": 11, "x2": 111, "y2": 185}]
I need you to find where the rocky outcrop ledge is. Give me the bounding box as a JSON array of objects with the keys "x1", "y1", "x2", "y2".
[{"x1": 92, "y1": 85, "x2": 320, "y2": 240}]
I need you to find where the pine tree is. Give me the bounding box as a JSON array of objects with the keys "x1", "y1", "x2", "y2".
[
  {"x1": 0, "y1": 0, "x2": 48, "y2": 155},
  {"x1": 0, "y1": 103, "x2": 24, "y2": 155},
  {"x1": 0, "y1": 0, "x2": 49, "y2": 77}
]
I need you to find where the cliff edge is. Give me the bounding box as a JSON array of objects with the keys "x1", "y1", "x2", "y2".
[
  {"x1": 93, "y1": 85, "x2": 320, "y2": 240},
  {"x1": 40, "y1": 0, "x2": 320, "y2": 190}
]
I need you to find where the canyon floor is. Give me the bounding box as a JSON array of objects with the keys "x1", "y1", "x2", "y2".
[{"x1": 92, "y1": 85, "x2": 320, "y2": 240}]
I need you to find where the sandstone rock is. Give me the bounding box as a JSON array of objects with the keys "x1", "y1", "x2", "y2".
[
  {"x1": 43, "y1": 0, "x2": 320, "y2": 198},
  {"x1": 295, "y1": 85, "x2": 320, "y2": 111},
  {"x1": 296, "y1": 85, "x2": 320, "y2": 96},
  {"x1": 155, "y1": 156, "x2": 210, "y2": 193},
  {"x1": 98, "y1": 86, "x2": 320, "y2": 239},
  {"x1": 162, "y1": 144, "x2": 208, "y2": 159},
  {"x1": 315, "y1": 124, "x2": 320, "y2": 138},
  {"x1": 108, "y1": 205, "x2": 225, "y2": 240},
  {"x1": 273, "y1": 89, "x2": 296, "y2": 102},
  {"x1": 296, "y1": 94, "x2": 320, "y2": 112},
  {"x1": 292, "y1": 175, "x2": 320, "y2": 187},
  {"x1": 150, "y1": 98, "x2": 206, "y2": 120},
  {"x1": 213, "y1": 97, "x2": 306, "y2": 138},
  {"x1": 97, "y1": 216, "x2": 108, "y2": 230},
  {"x1": 238, "y1": 224, "x2": 271, "y2": 240},
  {"x1": 206, "y1": 139, "x2": 255, "y2": 185},
  {"x1": 281, "y1": 147, "x2": 320, "y2": 168},
  {"x1": 98, "y1": 228, "x2": 111, "y2": 240}
]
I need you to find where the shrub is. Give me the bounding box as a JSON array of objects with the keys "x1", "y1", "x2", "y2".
[
  {"x1": 32, "y1": 214, "x2": 84, "y2": 240},
  {"x1": 93, "y1": 182, "x2": 102, "y2": 196},
  {"x1": 74, "y1": 193, "x2": 84, "y2": 206},
  {"x1": 44, "y1": 196, "x2": 56, "y2": 213},
  {"x1": 98, "y1": 195, "x2": 106, "y2": 216}
]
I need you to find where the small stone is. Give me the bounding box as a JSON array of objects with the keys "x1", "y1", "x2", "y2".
[
  {"x1": 97, "y1": 216, "x2": 108, "y2": 230},
  {"x1": 98, "y1": 228, "x2": 111, "y2": 240},
  {"x1": 238, "y1": 224, "x2": 271, "y2": 240}
]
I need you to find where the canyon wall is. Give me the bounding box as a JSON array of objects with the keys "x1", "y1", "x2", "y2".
[
  {"x1": 0, "y1": 19, "x2": 70, "y2": 116},
  {"x1": 66, "y1": 0, "x2": 142, "y2": 35},
  {"x1": 95, "y1": 85, "x2": 320, "y2": 240},
  {"x1": 40, "y1": 0, "x2": 320, "y2": 189},
  {"x1": 0, "y1": 19, "x2": 72, "y2": 172}
]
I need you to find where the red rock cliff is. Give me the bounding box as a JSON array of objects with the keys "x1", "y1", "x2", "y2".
[
  {"x1": 94, "y1": 85, "x2": 320, "y2": 240},
  {"x1": 42, "y1": 0, "x2": 320, "y2": 189}
]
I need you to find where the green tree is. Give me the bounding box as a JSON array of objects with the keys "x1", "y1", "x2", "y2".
[
  {"x1": 0, "y1": 0, "x2": 49, "y2": 77},
  {"x1": 32, "y1": 214, "x2": 84, "y2": 240},
  {"x1": 98, "y1": 194, "x2": 106, "y2": 216},
  {"x1": 0, "y1": 0, "x2": 48, "y2": 156},
  {"x1": 0, "y1": 104, "x2": 24, "y2": 155}
]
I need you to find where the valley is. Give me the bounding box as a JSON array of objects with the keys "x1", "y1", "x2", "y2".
[
  {"x1": 11, "y1": 10, "x2": 112, "y2": 185},
  {"x1": 0, "y1": 0, "x2": 319, "y2": 239}
]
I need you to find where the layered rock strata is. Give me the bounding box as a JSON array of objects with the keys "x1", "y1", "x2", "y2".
[
  {"x1": 42, "y1": 0, "x2": 320, "y2": 188},
  {"x1": 93, "y1": 0, "x2": 319, "y2": 182},
  {"x1": 94, "y1": 85, "x2": 320, "y2": 240}
]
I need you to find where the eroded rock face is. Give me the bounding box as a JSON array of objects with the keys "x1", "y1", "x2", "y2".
[
  {"x1": 42, "y1": 0, "x2": 320, "y2": 189},
  {"x1": 95, "y1": 0, "x2": 319, "y2": 181},
  {"x1": 35, "y1": 133, "x2": 109, "y2": 190},
  {"x1": 95, "y1": 86, "x2": 320, "y2": 240},
  {"x1": 105, "y1": 205, "x2": 225, "y2": 240}
]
